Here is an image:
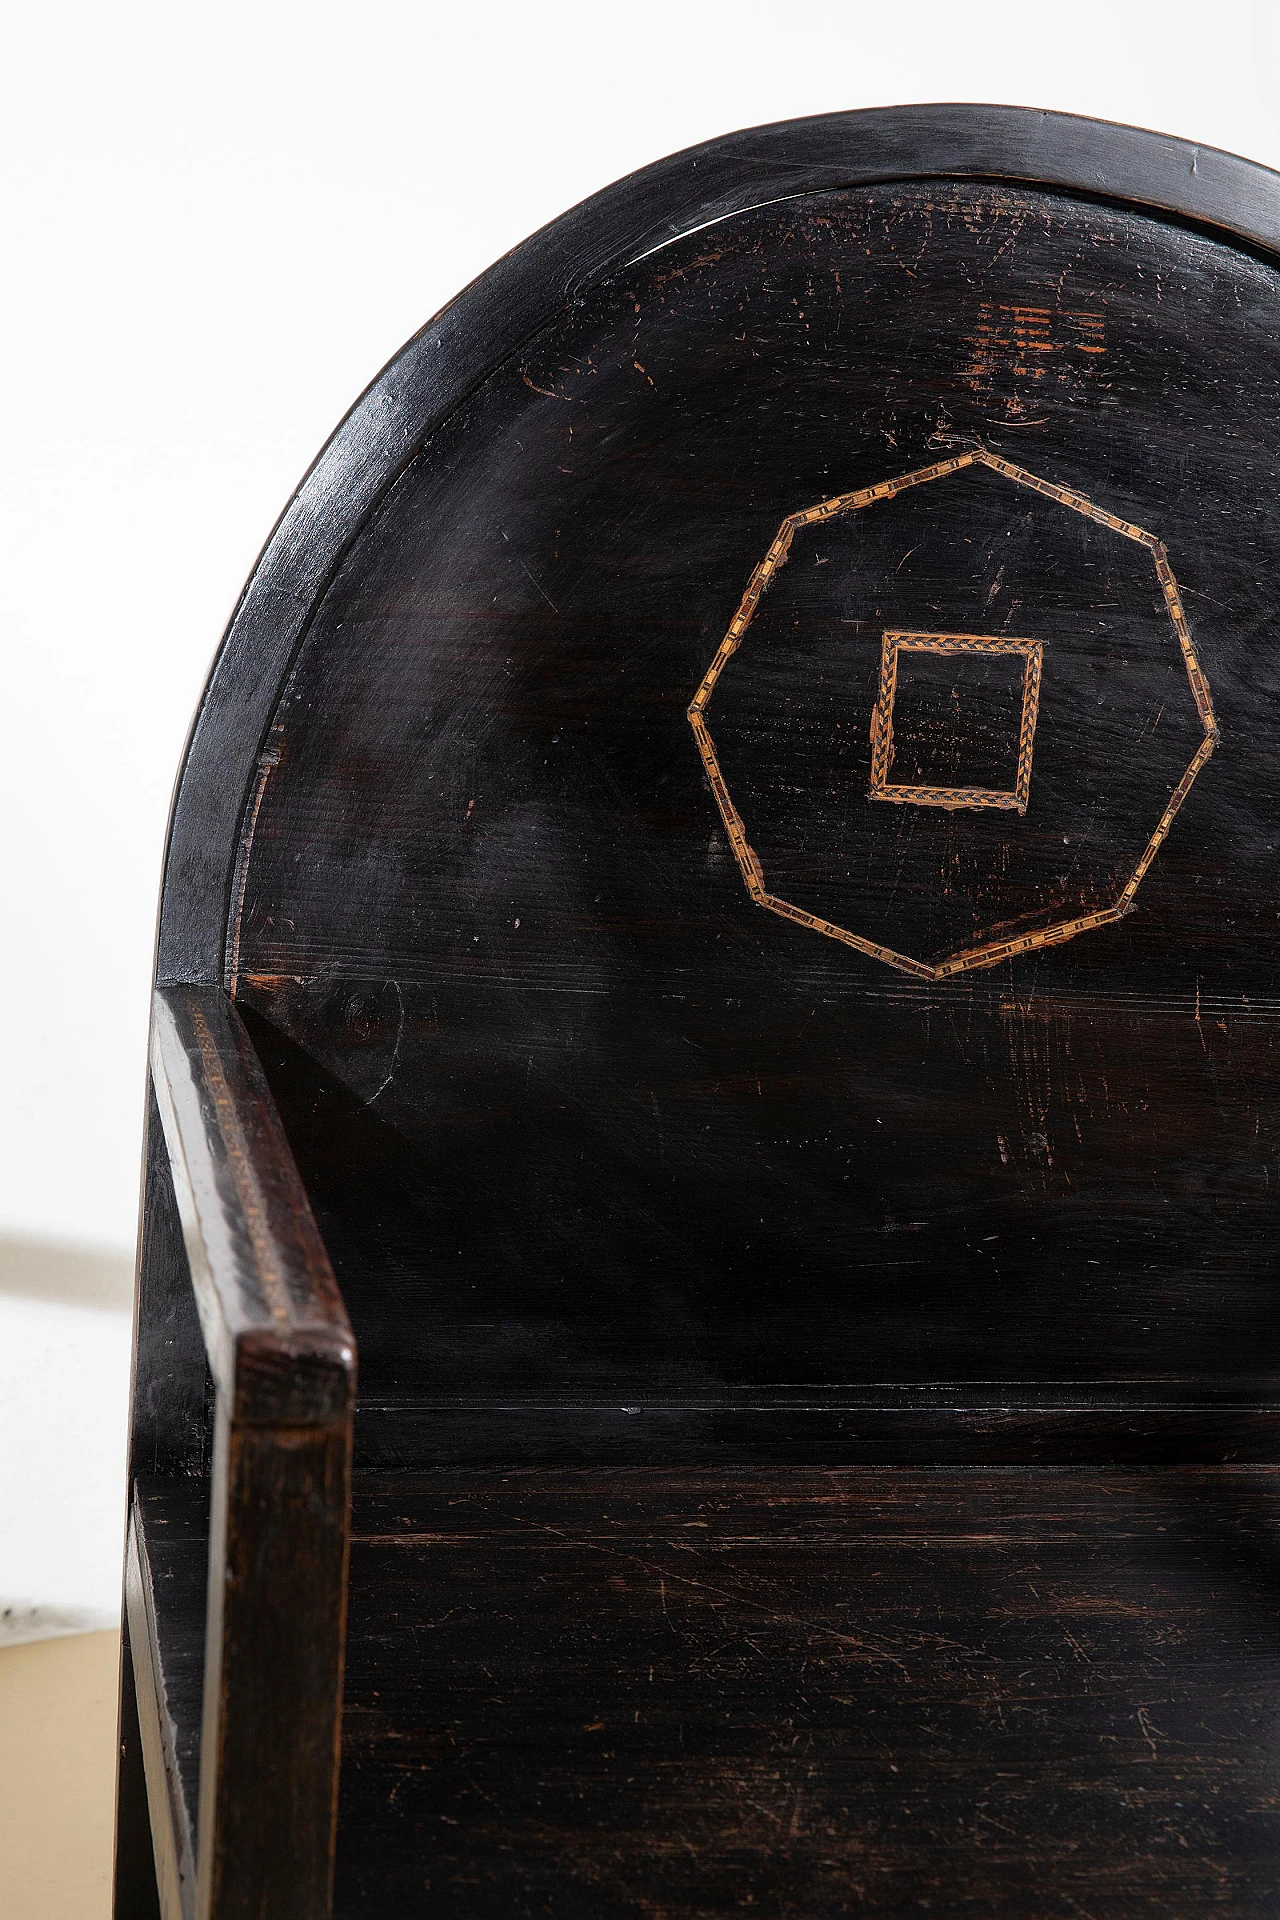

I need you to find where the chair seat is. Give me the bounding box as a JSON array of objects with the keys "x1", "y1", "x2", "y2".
[{"x1": 138, "y1": 1468, "x2": 1280, "y2": 1916}]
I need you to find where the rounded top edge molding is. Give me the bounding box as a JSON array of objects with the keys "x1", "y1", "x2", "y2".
[{"x1": 156, "y1": 103, "x2": 1280, "y2": 984}]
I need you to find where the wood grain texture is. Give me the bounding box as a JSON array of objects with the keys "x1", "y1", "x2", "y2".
[
  {"x1": 195, "y1": 1408, "x2": 351, "y2": 1920},
  {"x1": 134, "y1": 1487, "x2": 207, "y2": 1863},
  {"x1": 138, "y1": 1467, "x2": 1280, "y2": 1918},
  {"x1": 130, "y1": 1087, "x2": 211, "y2": 1480},
  {"x1": 226, "y1": 179, "x2": 1280, "y2": 1456},
  {"x1": 132, "y1": 1426, "x2": 354, "y2": 1920},
  {"x1": 151, "y1": 985, "x2": 354, "y2": 1425},
  {"x1": 154, "y1": 109, "x2": 1280, "y2": 987},
  {"x1": 120, "y1": 106, "x2": 1280, "y2": 1917},
  {"x1": 125, "y1": 987, "x2": 356, "y2": 1919},
  {"x1": 126, "y1": 1510, "x2": 195, "y2": 1919}
]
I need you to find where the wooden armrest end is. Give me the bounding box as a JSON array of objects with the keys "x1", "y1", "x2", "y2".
[
  {"x1": 150, "y1": 983, "x2": 355, "y2": 1427},
  {"x1": 146, "y1": 983, "x2": 354, "y2": 1920}
]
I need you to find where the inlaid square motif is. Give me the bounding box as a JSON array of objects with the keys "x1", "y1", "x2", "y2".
[{"x1": 868, "y1": 630, "x2": 1043, "y2": 815}]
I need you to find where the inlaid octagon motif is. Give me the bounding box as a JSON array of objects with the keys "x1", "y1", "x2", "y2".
[{"x1": 687, "y1": 447, "x2": 1218, "y2": 982}]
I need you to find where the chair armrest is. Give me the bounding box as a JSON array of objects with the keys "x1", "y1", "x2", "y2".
[
  {"x1": 150, "y1": 983, "x2": 354, "y2": 1424},
  {"x1": 147, "y1": 983, "x2": 355, "y2": 1920}
]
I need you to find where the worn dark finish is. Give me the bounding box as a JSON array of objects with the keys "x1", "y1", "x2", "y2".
[
  {"x1": 115, "y1": 1088, "x2": 205, "y2": 1917},
  {"x1": 150, "y1": 986, "x2": 353, "y2": 1425},
  {"x1": 137, "y1": 1466, "x2": 1280, "y2": 1918},
  {"x1": 156, "y1": 106, "x2": 1280, "y2": 987},
  {"x1": 195, "y1": 1408, "x2": 351, "y2": 1920},
  {"x1": 127, "y1": 1504, "x2": 196, "y2": 1915},
  {"x1": 119, "y1": 106, "x2": 1280, "y2": 1917},
  {"x1": 232, "y1": 176, "x2": 1280, "y2": 1457},
  {"x1": 130, "y1": 1088, "x2": 210, "y2": 1481},
  {"x1": 112, "y1": 1614, "x2": 164, "y2": 1920},
  {"x1": 119, "y1": 988, "x2": 354, "y2": 1919},
  {"x1": 131, "y1": 1483, "x2": 209, "y2": 1850}
]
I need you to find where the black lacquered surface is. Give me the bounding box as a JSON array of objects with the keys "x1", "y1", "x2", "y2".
[{"x1": 230, "y1": 184, "x2": 1280, "y2": 1426}]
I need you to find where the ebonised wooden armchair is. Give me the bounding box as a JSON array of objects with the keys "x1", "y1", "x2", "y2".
[{"x1": 115, "y1": 106, "x2": 1280, "y2": 1917}]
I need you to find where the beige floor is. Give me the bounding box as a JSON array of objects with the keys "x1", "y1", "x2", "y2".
[{"x1": 0, "y1": 1630, "x2": 120, "y2": 1919}]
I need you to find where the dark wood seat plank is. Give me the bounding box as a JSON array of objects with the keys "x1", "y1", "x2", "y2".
[
  {"x1": 137, "y1": 1463, "x2": 1280, "y2": 1913},
  {"x1": 336, "y1": 1468, "x2": 1280, "y2": 1916}
]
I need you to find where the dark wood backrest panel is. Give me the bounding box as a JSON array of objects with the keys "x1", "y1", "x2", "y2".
[
  {"x1": 218, "y1": 176, "x2": 1280, "y2": 1458},
  {"x1": 154, "y1": 108, "x2": 1280, "y2": 989}
]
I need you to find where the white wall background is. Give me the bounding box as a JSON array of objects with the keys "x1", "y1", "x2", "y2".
[{"x1": 5, "y1": 0, "x2": 1280, "y2": 1629}]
